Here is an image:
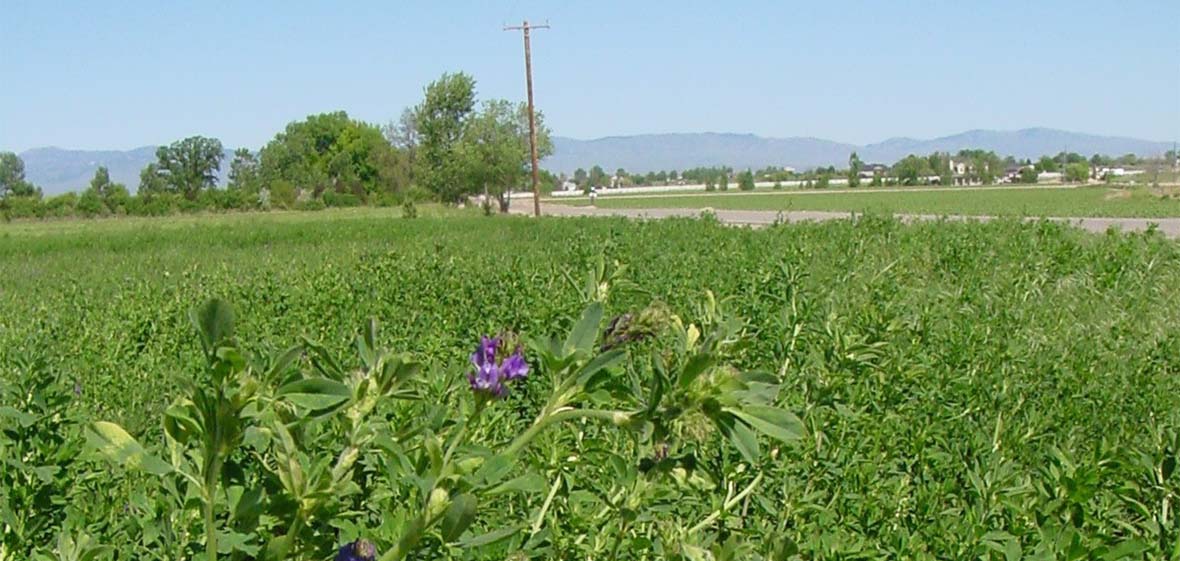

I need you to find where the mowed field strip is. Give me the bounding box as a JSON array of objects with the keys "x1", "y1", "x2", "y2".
[{"x1": 540, "y1": 185, "x2": 1180, "y2": 226}]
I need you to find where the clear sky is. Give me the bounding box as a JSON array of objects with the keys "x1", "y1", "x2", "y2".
[{"x1": 2, "y1": 0, "x2": 1177, "y2": 153}]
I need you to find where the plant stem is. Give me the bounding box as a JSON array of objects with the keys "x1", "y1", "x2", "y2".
[
  {"x1": 504, "y1": 408, "x2": 622, "y2": 457},
  {"x1": 203, "y1": 488, "x2": 217, "y2": 561},
  {"x1": 443, "y1": 402, "x2": 483, "y2": 466},
  {"x1": 378, "y1": 511, "x2": 427, "y2": 561},
  {"x1": 687, "y1": 472, "x2": 763, "y2": 535}
]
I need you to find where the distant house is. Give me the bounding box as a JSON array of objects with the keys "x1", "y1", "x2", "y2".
[
  {"x1": 561, "y1": 179, "x2": 579, "y2": 191},
  {"x1": 858, "y1": 163, "x2": 888, "y2": 179},
  {"x1": 1002, "y1": 164, "x2": 1034, "y2": 183},
  {"x1": 1094, "y1": 167, "x2": 1127, "y2": 179}
]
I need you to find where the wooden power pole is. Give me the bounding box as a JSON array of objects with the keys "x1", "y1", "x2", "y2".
[{"x1": 504, "y1": 20, "x2": 549, "y2": 217}]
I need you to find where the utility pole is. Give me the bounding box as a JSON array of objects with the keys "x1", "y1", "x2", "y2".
[{"x1": 504, "y1": 20, "x2": 549, "y2": 217}]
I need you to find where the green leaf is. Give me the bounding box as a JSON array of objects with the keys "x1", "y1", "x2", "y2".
[
  {"x1": 263, "y1": 535, "x2": 292, "y2": 561},
  {"x1": 488, "y1": 472, "x2": 547, "y2": 496},
  {"x1": 677, "y1": 353, "x2": 716, "y2": 389},
  {"x1": 682, "y1": 544, "x2": 714, "y2": 561},
  {"x1": 574, "y1": 348, "x2": 626, "y2": 387},
  {"x1": 191, "y1": 299, "x2": 235, "y2": 358},
  {"x1": 724, "y1": 405, "x2": 804, "y2": 444},
  {"x1": 265, "y1": 345, "x2": 304, "y2": 381},
  {"x1": 457, "y1": 524, "x2": 523, "y2": 548},
  {"x1": 86, "y1": 421, "x2": 173, "y2": 476},
  {"x1": 275, "y1": 378, "x2": 352, "y2": 412},
  {"x1": 564, "y1": 301, "x2": 603, "y2": 355},
  {"x1": 441, "y1": 493, "x2": 477, "y2": 542},
  {"x1": 163, "y1": 402, "x2": 202, "y2": 444},
  {"x1": 0, "y1": 406, "x2": 37, "y2": 427},
  {"x1": 1102, "y1": 539, "x2": 1148, "y2": 560},
  {"x1": 716, "y1": 415, "x2": 759, "y2": 463},
  {"x1": 473, "y1": 454, "x2": 513, "y2": 487}
]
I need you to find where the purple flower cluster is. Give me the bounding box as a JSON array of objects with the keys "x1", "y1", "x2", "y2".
[
  {"x1": 336, "y1": 539, "x2": 377, "y2": 561},
  {"x1": 468, "y1": 336, "x2": 529, "y2": 398}
]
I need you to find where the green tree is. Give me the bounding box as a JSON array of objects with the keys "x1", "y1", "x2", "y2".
[
  {"x1": 668, "y1": 170, "x2": 678, "y2": 181},
  {"x1": 0, "y1": 152, "x2": 38, "y2": 198},
  {"x1": 259, "y1": 112, "x2": 401, "y2": 200},
  {"x1": 1019, "y1": 167, "x2": 1038, "y2": 184},
  {"x1": 1064, "y1": 162, "x2": 1090, "y2": 183},
  {"x1": 459, "y1": 99, "x2": 552, "y2": 212},
  {"x1": 847, "y1": 152, "x2": 863, "y2": 187},
  {"x1": 151, "y1": 136, "x2": 224, "y2": 199},
  {"x1": 89, "y1": 166, "x2": 115, "y2": 197},
  {"x1": 893, "y1": 155, "x2": 931, "y2": 185},
  {"x1": 738, "y1": 169, "x2": 756, "y2": 191},
  {"x1": 415, "y1": 73, "x2": 477, "y2": 202},
  {"x1": 138, "y1": 163, "x2": 168, "y2": 195},
  {"x1": 1036, "y1": 156, "x2": 1059, "y2": 173},
  {"x1": 718, "y1": 173, "x2": 729, "y2": 191},
  {"x1": 588, "y1": 165, "x2": 608, "y2": 188},
  {"x1": 573, "y1": 168, "x2": 588, "y2": 186},
  {"x1": 227, "y1": 149, "x2": 261, "y2": 192},
  {"x1": 88, "y1": 166, "x2": 128, "y2": 211}
]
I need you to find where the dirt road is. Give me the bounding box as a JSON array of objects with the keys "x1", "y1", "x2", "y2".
[{"x1": 523, "y1": 203, "x2": 1180, "y2": 238}]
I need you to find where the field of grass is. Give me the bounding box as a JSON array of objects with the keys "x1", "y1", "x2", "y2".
[
  {"x1": 3, "y1": 212, "x2": 1180, "y2": 559},
  {"x1": 559, "y1": 186, "x2": 1180, "y2": 218}
]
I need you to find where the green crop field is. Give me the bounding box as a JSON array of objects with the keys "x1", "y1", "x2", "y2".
[
  {"x1": 557, "y1": 186, "x2": 1180, "y2": 218},
  {"x1": 3, "y1": 211, "x2": 1179, "y2": 560}
]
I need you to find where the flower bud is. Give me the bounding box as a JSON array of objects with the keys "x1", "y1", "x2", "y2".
[{"x1": 336, "y1": 539, "x2": 377, "y2": 561}]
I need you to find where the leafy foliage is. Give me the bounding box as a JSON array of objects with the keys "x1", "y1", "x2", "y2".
[{"x1": 2, "y1": 214, "x2": 1179, "y2": 560}]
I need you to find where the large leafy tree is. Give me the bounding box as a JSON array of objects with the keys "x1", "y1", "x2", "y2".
[
  {"x1": 459, "y1": 99, "x2": 552, "y2": 212},
  {"x1": 145, "y1": 136, "x2": 224, "y2": 199},
  {"x1": 414, "y1": 73, "x2": 477, "y2": 203},
  {"x1": 227, "y1": 149, "x2": 261, "y2": 192},
  {"x1": 893, "y1": 154, "x2": 932, "y2": 185},
  {"x1": 0, "y1": 152, "x2": 38, "y2": 198},
  {"x1": 259, "y1": 112, "x2": 403, "y2": 199},
  {"x1": 138, "y1": 163, "x2": 168, "y2": 195}
]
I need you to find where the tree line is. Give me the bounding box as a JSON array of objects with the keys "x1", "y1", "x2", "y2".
[
  {"x1": 563, "y1": 149, "x2": 1178, "y2": 191},
  {"x1": 0, "y1": 72, "x2": 553, "y2": 220}
]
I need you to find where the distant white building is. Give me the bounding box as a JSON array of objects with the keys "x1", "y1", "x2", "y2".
[{"x1": 561, "y1": 179, "x2": 579, "y2": 191}]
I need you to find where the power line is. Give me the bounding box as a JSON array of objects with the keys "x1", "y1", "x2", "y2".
[{"x1": 504, "y1": 20, "x2": 549, "y2": 217}]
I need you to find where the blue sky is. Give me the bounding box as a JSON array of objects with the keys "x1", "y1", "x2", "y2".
[{"x1": 1, "y1": 0, "x2": 1177, "y2": 152}]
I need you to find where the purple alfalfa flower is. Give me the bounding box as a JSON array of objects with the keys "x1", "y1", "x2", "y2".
[
  {"x1": 467, "y1": 360, "x2": 507, "y2": 398},
  {"x1": 467, "y1": 336, "x2": 528, "y2": 398},
  {"x1": 471, "y1": 336, "x2": 500, "y2": 368},
  {"x1": 336, "y1": 539, "x2": 377, "y2": 561},
  {"x1": 500, "y1": 348, "x2": 529, "y2": 381}
]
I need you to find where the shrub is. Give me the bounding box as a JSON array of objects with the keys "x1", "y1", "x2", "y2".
[
  {"x1": 268, "y1": 180, "x2": 297, "y2": 209},
  {"x1": 43, "y1": 193, "x2": 78, "y2": 218},
  {"x1": 738, "y1": 170, "x2": 756, "y2": 191},
  {"x1": 323, "y1": 191, "x2": 362, "y2": 208},
  {"x1": 76, "y1": 190, "x2": 108, "y2": 218},
  {"x1": 294, "y1": 199, "x2": 325, "y2": 212},
  {"x1": 3, "y1": 196, "x2": 45, "y2": 219}
]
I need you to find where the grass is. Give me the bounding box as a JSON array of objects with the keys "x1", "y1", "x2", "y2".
[{"x1": 556, "y1": 185, "x2": 1180, "y2": 217}]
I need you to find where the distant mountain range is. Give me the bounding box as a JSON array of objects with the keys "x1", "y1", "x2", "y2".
[
  {"x1": 17, "y1": 128, "x2": 1173, "y2": 194},
  {"x1": 545, "y1": 128, "x2": 1173, "y2": 174}
]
